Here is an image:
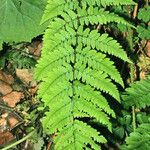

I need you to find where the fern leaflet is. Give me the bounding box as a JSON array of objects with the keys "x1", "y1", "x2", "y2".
[
  {"x1": 122, "y1": 123, "x2": 150, "y2": 150},
  {"x1": 122, "y1": 76, "x2": 150, "y2": 109}
]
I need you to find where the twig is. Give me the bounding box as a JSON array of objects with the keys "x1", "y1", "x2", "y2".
[
  {"x1": 0, "y1": 104, "x2": 23, "y2": 122},
  {"x1": 133, "y1": 4, "x2": 138, "y2": 19},
  {"x1": 47, "y1": 133, "x2": 56, "y2": 150},
  {"x1": 145, "y1": 0, "x2": 149, "y2": 6},
  {"x1": 126, "y1": 4, "x2": 137, "y2": 132},
  {"x1": 96, "y1": 24, "x2": 101, "y2": 30}
]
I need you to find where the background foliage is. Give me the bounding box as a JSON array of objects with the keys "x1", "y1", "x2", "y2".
[{"x1": 0, "y1": 0, "x2": 48, "y2": 49}]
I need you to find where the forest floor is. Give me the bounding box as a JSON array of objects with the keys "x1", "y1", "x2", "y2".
[{"x1": 0, "y1": 40, "x2": 43, "y2": 149}]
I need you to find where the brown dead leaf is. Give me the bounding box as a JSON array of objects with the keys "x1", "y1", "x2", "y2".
[
  {"x1": 0, "y1": 118, "x2": 7, "y2": 132},
  {"x1": 2, "y1": 91, "x2": 24, "y2": 107},
  {"x1": 27, "y1": 41, "x2": 42, "y2": 58},
  {"x1": 0, "y1": 131, "x2": 15, "y2": 145},
  {"x1": 139, "y1": 71, "x2": 146, "y2": 79},
  {"x1": 0, "y1": 71, "x2": 14, "y2": 85},
  {"x1": 146, "y1": 40, "x2": 150, "y2": 57},
  {"x1": 16, "y1": 69, "x2": 34, "y2": 85},
  {"x1": 34, "y1": 42, "x2": 42, "y2": 58},
  {"x1": 8, "y1": 117, "x2": 19, "y2": 130},
  {"x1": 0, "y1": 80, "x2": 12, "y2": 95},
  {"x1": 27, "y1": 41, "x2": 40, "y2": 54},
  {"x1": 1, "y1": 113, "x2": 9, "y2": 119},
  {"x1": 0, "y1": 113, "x2": 9, "y2": 132},
  {"x1": 28, "y1": 86, "x2": 38, "y2": 96}
]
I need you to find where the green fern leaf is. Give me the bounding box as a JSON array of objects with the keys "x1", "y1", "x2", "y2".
[
  {"x1": 81, "y1": 0, "x2": 135, "y2": 7},
  {"x1": 122, "y1": 123, "x2": 150, "y2": 150},
  {"x1": 138, "y1": 6, "x2": 150, "y2": 22},
  {"x1": 80, "y1": 30, "x2": 131, "y2": 62},
  {"x1": 122, "y1": 76, "x2": 150, "y2": 109},
  {"x1": 7, "y1": 49, "x2": 36, "y2": 69},
  {"x1": 35, "y1": 0, "x2": 134, "y2": 149},
  {"x1": 75, "y1": 81, "x2": 116, "y2": 118}
]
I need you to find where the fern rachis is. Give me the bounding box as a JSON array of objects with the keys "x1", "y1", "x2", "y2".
[{"x1": 35, "y1": 0, "x2": 134, "y2": 149}]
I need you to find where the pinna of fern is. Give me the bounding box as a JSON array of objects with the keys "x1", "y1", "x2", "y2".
[
  {"x1": 122, "y1": 76, "x2": 150, "y2": 109},
  {"x1": 35, "y1": 0, "x2": 135, "y2": 149},
  {"x1": 122, "y1": 123, "x2": 150, "y2": 150}
]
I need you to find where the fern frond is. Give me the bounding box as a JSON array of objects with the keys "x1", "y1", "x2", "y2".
[
  {"x1": 35, "y1": 0, "x2": 134, "y2": 149},
  {"x1": 122, "y1": 123, "x2": 150, "y2": 150},
  {"x1": 122, "y1": 76, "x2": 150, "y2": 109}
]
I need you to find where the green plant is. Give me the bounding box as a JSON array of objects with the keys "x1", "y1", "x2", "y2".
[
  {"x1": 122, "y1": 76, "x2": 150, "y2": 109},
  {"x1": 111, "y1": 75, "x2": 150, "y2": 149},
  {"x1": 122, "y1": 123, "x2": 150, "y2": 150},
  {"x1": 137, "y1": 6, "x2": 150, "y2": 40},
  {"x1": 0, "y1": 0, "x2": 48, "y2": 49},
  {"x1": 113, "y1": 76, "x2": 150, "y2": 141},
  {"x1": 35, "y1": 0, "x2": 135, "y2": 149},
  {"x1": 122, "y1": 76, "x2": 150, "y2": 134},
  {"x1": 6, "y1": 49, "x2": 36, "y2": 69},
  {"x1": 0, "y1": 43, "x2": 36, "y2": 69}
]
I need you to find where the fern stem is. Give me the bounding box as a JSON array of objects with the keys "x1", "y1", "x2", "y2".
[
  {"x1": 126, "y1": 3, "x2": 137, "y2": 130},
  {"x1": 70, "y1": 2, "x2": 80, "y2": 148},
  {"x1": 130, "y1": 64, "x2": 135, "y2": 83},
  {"x1": 127, "y1": 26, "x2": 137, "y2": 131},
  {"x1": 145, "y1": 0, "x2": 149, "y2": 6},
  {"x1": 132, "y1": 106, "x2": 136, "y2": 131},
  {"x1": 133, "y1": 4, "x2": 138, "y2": 19},
  {"x1": 1, "y1": 130, "x2": 36, "y2": 150}
]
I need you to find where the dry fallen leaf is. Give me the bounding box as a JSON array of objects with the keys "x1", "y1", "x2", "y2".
[
  {"x1": 0, "y1": 131, "x2": 15, "y2": 145},
  {"x1": 2, "y1": 91, "x2": 24, "y2": 107},
  {"x1": 28, "y1": 86, "x2": 38, "y2": 96},
  {"x1": 146, "y1": 40, "x2": 150, "y2": 57},
  {"x1": 16, "y1": 69, "x2": 34, "y2": 85},
  {"x1": 8, "y1": 117, "x2": 19, "y2": 130},
  {"x1": 0, "y1": 71, "x2": 14, "y2": 85},
  {"x1": 0, "y1": 118, "x2": 7, "y2": 132},
  {"x1": 1, "y1": 113, "x2": 9, "y2": 118},
  {"x1": 27, "y1": 41, "x2": 42, "y2": 58},
  {"x1": 0, "y1": 80, "x2": 12, "y2": 95},
  {"x1": 139, "y1": 71, "x2": 146, "y2": 79},
  {"x1": 34, "y1": 42, "x2": 42, "y2": 57}
]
